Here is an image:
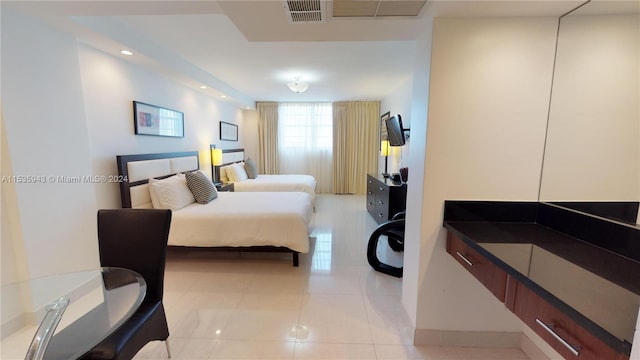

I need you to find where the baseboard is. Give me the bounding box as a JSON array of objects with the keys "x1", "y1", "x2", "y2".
[
  {"x1": 414, "y1": 329, "x2": 522, "y2": 348},
  {"x1": 413, "y1": 329, "x2": 552, "y2": 359},
  {"x1": 1, "y1": 272, "x2": 101, "y2": 340},
  {"x1": 520, "y1": 333, "x2": 551, "y2": 360},
  {"x1": 1, "y1": 312, "x2": 34, "y2": 340}
]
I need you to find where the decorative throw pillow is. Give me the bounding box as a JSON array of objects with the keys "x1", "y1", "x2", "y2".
[
  {"x1": 185, "y1": 170, "x2": 218, "y2": 204},
  {"x1": 149, "y1": 174, "x2": 195, "y2": 210},
  {"x1": 244, "y1": 158, "x2": 258, "y2": 179}
]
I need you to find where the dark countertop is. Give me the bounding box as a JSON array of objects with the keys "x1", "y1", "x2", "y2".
[
  {"x1": 444, "y1": 221, "x2": 640, "y2": 296},
  {"x1": 443, "y1": 201, "x2": 640, "y2": 356}
]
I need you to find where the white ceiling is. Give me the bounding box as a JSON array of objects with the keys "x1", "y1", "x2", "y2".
[{"x1": 5, "y1": 0, "x2": 587, "y2": 108}]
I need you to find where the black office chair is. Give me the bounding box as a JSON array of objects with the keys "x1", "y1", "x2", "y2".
[
  {"x1": 367, "y1": 211, "x2": 405, "y2": 278},
  {"x1": 80, "y1": 209, "x2": 172, "y2": 360}
]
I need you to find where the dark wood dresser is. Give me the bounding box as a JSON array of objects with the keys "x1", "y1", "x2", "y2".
[{"x1": 366, "y1": 174, "x2": 407, "y2": 224}]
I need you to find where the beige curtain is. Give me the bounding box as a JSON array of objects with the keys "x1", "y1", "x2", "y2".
[
  {"x1": 332, "y1": 101, "x2": 380, "y2": 194},
  {"x1": 256, "y1": 102, "x2": 279, "y2": 174}
]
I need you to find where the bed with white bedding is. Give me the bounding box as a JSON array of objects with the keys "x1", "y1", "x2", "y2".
[
  {"x1": 212, "y1": 147, "x2": 317, "y2": 200},
  {"x1": 169, "y1": 191, "x2": 312, "y2": 253},
  {"x1": 116, "y1": 151, "x2": 312, "y2": 266}
]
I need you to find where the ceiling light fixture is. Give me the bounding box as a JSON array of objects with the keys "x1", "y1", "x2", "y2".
[
  {"x1": 120, "y1": 50, "x2": 134, "y2": 56},
  {"x1": 287, "y1": 77, "x2": 309, "y2": 93}
]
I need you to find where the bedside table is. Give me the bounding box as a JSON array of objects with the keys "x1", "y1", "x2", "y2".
[{"x1": 215, "y1": 183, "x2": 234, "y2": 192}]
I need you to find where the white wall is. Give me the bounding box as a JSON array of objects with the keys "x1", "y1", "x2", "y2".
[
  {"x1": 404, "y1": 16, "x2": 559, "y2": 338},
  {"x1": 539, "y1": 14, "x2": 639, "y2": 202},
  {"x1": 381, "y1": 79, "x2": 413, "y2": 176},
  {"x1": 401, "y1": 15, "x2": 433, "y2": 330},
  {"x1": 241, "y1": 109, "x2": 260, "y2": 161},
  {"x1": 2, "y1": 9, "x2": 99, "y2": 280},
  {"x1": 78, "y1": 44, "x2": 246, "y2": 209},
  {"x1": 1, "y1": 8, "x2": 247, "y2": 284}
]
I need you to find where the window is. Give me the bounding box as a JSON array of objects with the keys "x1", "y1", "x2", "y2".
[
  {"x1": 277, "y1": 102, "x2": 333, "y2": 193},
  {"x1": 278, "y1": 103, "x2": 332, "y2": 150}
]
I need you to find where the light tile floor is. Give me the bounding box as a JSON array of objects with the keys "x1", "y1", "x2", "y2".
[{"x1": 135, "y1": 194, "x2": 531, "y2": 360}]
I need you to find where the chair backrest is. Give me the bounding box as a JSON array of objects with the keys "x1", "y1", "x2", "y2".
[{"x1": 97, "y1": 209, "x2": 171, "y2": 302}]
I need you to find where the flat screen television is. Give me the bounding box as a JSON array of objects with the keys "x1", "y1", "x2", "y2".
[{"x1": 385, "y1": 114, "x2": 406, "y2": 146}]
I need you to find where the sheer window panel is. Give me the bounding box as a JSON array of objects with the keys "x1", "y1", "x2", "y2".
[{"x1": 278, "y1": 103, "x2": 333, "y2": 193}]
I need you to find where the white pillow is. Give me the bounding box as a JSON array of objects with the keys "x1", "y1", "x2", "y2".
[
  {"x1": 148, "y1": 178, "x2": 161, "y2": 208},
  {"x1": 219, "y1": 166, "x2": 230, "y2": 183},
  {"x1": 148, "y1": 174, "x2": 195, "y2": 210},
  {"x1": 225, "y1": 165, "x2": 237, "y2": 182},
  {"x1": 227, "y1": 163, "x2": 248, "y2": 182}
]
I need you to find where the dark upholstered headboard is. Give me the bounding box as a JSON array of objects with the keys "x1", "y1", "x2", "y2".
[
  {"x1": 210, "y1": 146, "x2": 245, "y2": 183},
  {"x1": 116, "y1": 151, "x2": 199, "y2": 208}
]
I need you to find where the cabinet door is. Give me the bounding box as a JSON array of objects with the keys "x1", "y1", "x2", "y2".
[
  {"x1": 512, "y1": 280, "x2": 629, "y2": 360},
  {"x1": 446, "y1": 233, "x2": 508, "y2": 302}
]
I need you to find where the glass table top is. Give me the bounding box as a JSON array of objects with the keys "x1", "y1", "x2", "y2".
[{"x1": 1, "y1": 267, "x2": 145, "y2": 359}]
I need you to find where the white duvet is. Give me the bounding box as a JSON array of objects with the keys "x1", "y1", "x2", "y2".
[
  {"x1": 168, "y1": 191, "x2": 313, "y2": 253},
  {"x1": 232, "y1": 174, "x2": 316, "y2": 200}
]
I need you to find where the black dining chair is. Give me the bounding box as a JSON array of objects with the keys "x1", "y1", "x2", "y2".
[{"x1": 80, "y1": 209, "x2": 172, "y2": 360}]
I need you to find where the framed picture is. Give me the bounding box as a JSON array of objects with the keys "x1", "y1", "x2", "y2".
[
  {"x1": 220, "y1": 121, "x2": 238, "y2": 141},
  {"x1": 133, "y1": 101, "x2": 184, "y2": 138},
  {"x1": 380, "y1": 111, "x2": 390, "y2": 149}
]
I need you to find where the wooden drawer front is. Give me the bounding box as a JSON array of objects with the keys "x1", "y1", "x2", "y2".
[
  {"x1": 366, "y1": 189, "x2": 375, "y2": 210},
  {"x1": 512, "y1": 281, "x2": 628, "y2": 360},
  {"x1": 366, "y1": 196, "x2": 376, "y2": 215},
  {"x1": 375, "y1": 188, "x2": 389, "y2": 217},
  {"x1": 375, "y1": 184, "x2": 388, "y2": 206},
  {"x1": 367, "y1": 176, "x2": 375, "y2": 192},
  {"x1": 446, "y1": 233, "x2": 507, "y2": 302},
  {"x1": 504, "y1": 275, "x2": 518, "y2": 312}
]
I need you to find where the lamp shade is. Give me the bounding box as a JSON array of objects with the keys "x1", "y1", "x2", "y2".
[
  {"x1": 211, "y1": 148, "x2": 223, "y2": 166},
  {"x1": 381, "y1": 140, "x2": 390, "y2": 157}
]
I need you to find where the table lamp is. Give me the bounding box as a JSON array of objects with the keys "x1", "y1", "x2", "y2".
[
  {"x1": 210, "y1": 146, "x2": 223, "y2": 183},
  {"x1": 381, "y1": 140, "x2": 390, "y2": 178}
]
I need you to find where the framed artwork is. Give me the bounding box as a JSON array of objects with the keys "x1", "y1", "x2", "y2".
[
  {"x1": 220, "y1": 121, "x2": 238, "y2": 141},
  {"x1": 133, "y1": 101, "x2": 184, "y2": 138},
  {"x1": 380, "y1": 111, "x2": 390, "y2": 149}
]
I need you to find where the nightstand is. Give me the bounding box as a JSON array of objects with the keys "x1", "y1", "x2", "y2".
[{"x1": 215, "y1": 183, "x2": 234, "y2": 192}]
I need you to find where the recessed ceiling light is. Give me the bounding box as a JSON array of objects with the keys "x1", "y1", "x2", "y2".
[
  {"x1": 120, "y1": 50, "x2": 134, "y2": 56},
  {"x1": 200, "y1": 85, "x2": 207, "y2": 89},
  {"x1": 221, "y1": 95, "x2": 227, "y2": 99}
]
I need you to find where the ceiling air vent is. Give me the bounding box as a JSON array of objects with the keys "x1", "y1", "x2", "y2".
[{"x1": 284, "y1": 0, "x2": 326, "y2": 24}]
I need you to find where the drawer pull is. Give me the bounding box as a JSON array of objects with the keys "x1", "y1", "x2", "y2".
[
  {"x1": 378, "y1": 213, "x2": 384, "y2": 218},
  {"x1": 377, "y1": 200, "x2": 384, "y2": 205},
  {"x1": 378, "y1": 186, "x2": 385, "y2": 191},
  {"x1": 455, "y1": 252, "x2": 473, "y2": 266},
  {"x1": 535, "y1": 319, "x2": 581, "y2": 356},
  {"x1": 367, "y1": 202, "x2": 373, "y2": 206}
]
